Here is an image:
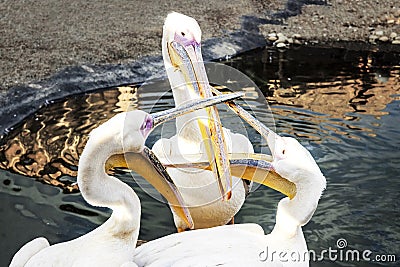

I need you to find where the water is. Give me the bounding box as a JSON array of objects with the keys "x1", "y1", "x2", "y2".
[{"x1": 1, "y1": 45, "x2": 399, "y2": 266}]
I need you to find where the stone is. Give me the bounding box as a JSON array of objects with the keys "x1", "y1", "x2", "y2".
[
  {"x1": 379, "y1": 36, "x2": 389, "y2": 42},
  {"x1": 277, "y1": 33, "x2": 286, "y2": 38},
  {"x1": 275, "y1": 33, "x2": 287, "y2": 44},
  {"x1": 375, "y1": 30, "x2": 384, "y2": 36},
  {"x1": 293, "y1": 34, "x2": 302, "y2": 39},
  {"x1": 268, "y1": 36, "x2": 278, "y2": 41},
  {"x1": 293, "y1": 39, "x2": 302, "y2": 45},
  {"x1": 276, "y1": 43, "x2": 287, "y2": 48},
  {"x1": 392, "y1": 40, "x2": 400, "y2": 45},
  {"x1": 368, "y1": 35, "x2": 377, "y2": 44},
  {"x1": 389, "y1": 32, "x2": 397, "y2": 39},
  {"x1": 275, "y1": 38, "x2": 286, "y2": 44}
]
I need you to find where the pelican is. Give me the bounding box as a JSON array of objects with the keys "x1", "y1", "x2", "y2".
[
  {"x1": 9, "y1": 93, "x2": 243, "y2": 267},
  {"x1": 133, "y1": 128, "x2": 326, "y2": 266},
  {"x1": 153, "y1": 11, "x2": 254, "y2": 231}
]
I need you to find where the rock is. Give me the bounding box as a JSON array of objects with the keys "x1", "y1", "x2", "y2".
[
  {"x1": 368, "y1": 35, "x2": 377, "y2": 44},
  {"x1": 275, "y1": 33, "x2": 288, "y2": 44},
  {"x1": 375, "y1": 30, "x2": 384, "y2": 36},
  {"x1": 387, "y1": 19, "x2": 395, "y2": 25},
  {"x1": 287, "y1": 38, "x2": 294, "y2": 44},
  {"x1": 379, "y1": 36, "x2": 389, "y2": 42},
  {"x1": 276, "y1": 43, "x2": 287, "y2": 48},
  {"x1": 293, "y1": 34, "x2": 302, "y2": 39},
  {"x1": 268, "y1": 36, "x2": 278, "y2": 41},
  {"x1": 293, "y1": 39, "x2": 302, "y2": 45},
  {"x1": 392, "y1": 40, "x2": 400, "y2": 45},
  {"x1": 390, "y1": 32, "x2": 397, "y2": 39},
  {"x1": 277, "y1": 33, "x2": 286, "y2": 39}
]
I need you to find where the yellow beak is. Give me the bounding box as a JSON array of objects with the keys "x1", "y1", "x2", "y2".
[
  {"x1": 168, "y1": 40, "x2": 232, "y2": 200},
  {"x1": 106, "y1": 152, "x2": 296, "y2": 201},
  {"x1": 159, "y1": 153, "x2": 296, "y2": 200},
  {"x1": 105, "y1": 149, "x2": 194, "y2": 229}
]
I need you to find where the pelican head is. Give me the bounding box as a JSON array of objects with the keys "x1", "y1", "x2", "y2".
[
  {"x1": 266, "y1": 132, "x2": 326, "y2": 231},
  {"x1": 267, "y1": 133, "x2": 325, "y2": 185},
  {"x1": 162, "y1": 12, "x2": 201, "y2": 72},
  {"x1": 162, "y1": 12, "x2": 233, "y2": 200}
]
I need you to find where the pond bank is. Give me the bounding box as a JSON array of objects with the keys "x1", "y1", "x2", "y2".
[{"x1": 2, "y1": 0, "x2": 399, "y2": 91}]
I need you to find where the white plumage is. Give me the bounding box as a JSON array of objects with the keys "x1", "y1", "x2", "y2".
[
  {"x1": 134, "y1": 133, "x2": 326, "y2": 267},
  {"x1": 10, "y1": 112, "x2": 146, "y2": 267},
  {"x1": 9, "y1": 93, "x2": 241, "y2": 266},
  {"x1": 155, "y1": 11, "x2": 254, "y2": 231}
]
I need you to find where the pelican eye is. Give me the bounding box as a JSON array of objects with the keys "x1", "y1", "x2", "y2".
[
  {"x1": 282, "y1": 149, "x2": 286, "y2": 155},
  {"x1": 181, "y1": 31, "x2": 185, "y2": 37}
]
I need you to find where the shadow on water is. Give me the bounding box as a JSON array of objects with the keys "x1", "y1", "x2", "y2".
[{"x1": 1, "y1": 45, "x2": 399, "y2": 266}]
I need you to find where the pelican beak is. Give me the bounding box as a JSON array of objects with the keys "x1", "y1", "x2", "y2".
[
  {"x1": 105, "y1": 149, "x2": 194, "y2": 229},
  {"x1": 133, "y1": 147, "x2": 195, "y2": 229},
  {"x1": 150, "y1": 92, "x2": 244, "y2": 129},
  {"x1": 208, "y1": 86, "x2": 276, "y2": 142},
  {"x1": 227, "y1": 158, "x2": 296, "y2": 199},
  {"x1": 167, "y1": 40, "x2": 232, "y2": 200},
  {"x1": 161, "y1": 154, "x2": 296, "y2": 200}
]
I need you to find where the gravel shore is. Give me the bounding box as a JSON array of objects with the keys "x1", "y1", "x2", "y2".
[{"x1": 1, "y1": 0, "x2": 399, "y2": 91}]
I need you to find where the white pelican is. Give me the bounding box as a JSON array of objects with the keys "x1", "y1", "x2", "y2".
[
  {"x1": 153, "y1": 11, "x2": 254, "y2": 231},
  {"x1": 9, "y1": 93, "x2": 243, "y2": 267},
  {"x1": 133, "y1": 129, "x2": 326, "y2": 266}
]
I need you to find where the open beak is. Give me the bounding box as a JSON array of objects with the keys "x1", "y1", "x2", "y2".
[
  {"x1": 106, "y1": 148, "x2": 194, "y2": 229},
  {"x1": 130, "y1": 147, "x2": 195, "y2": 229},
  {"x1": 168, "y1": 40, "x2": 232, "y2": 201}
]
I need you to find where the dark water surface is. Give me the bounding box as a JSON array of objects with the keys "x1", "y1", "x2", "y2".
[{"x1": 1, "y1": 46, "x2": 399, "y2": 266}]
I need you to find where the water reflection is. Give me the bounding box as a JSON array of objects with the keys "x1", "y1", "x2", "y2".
[
  {"x1": 0, "y1": 86, "x2": 140, "y2": 192},
  {"x1": 230, "y1": 47, "x2": 400, "y2": 266},
  {"x1": 1, "y1": 46, "x2": 400, "y2": 266},
  {"x1": 0, "y1": 79, "x2": 267, "y2": 193}
]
